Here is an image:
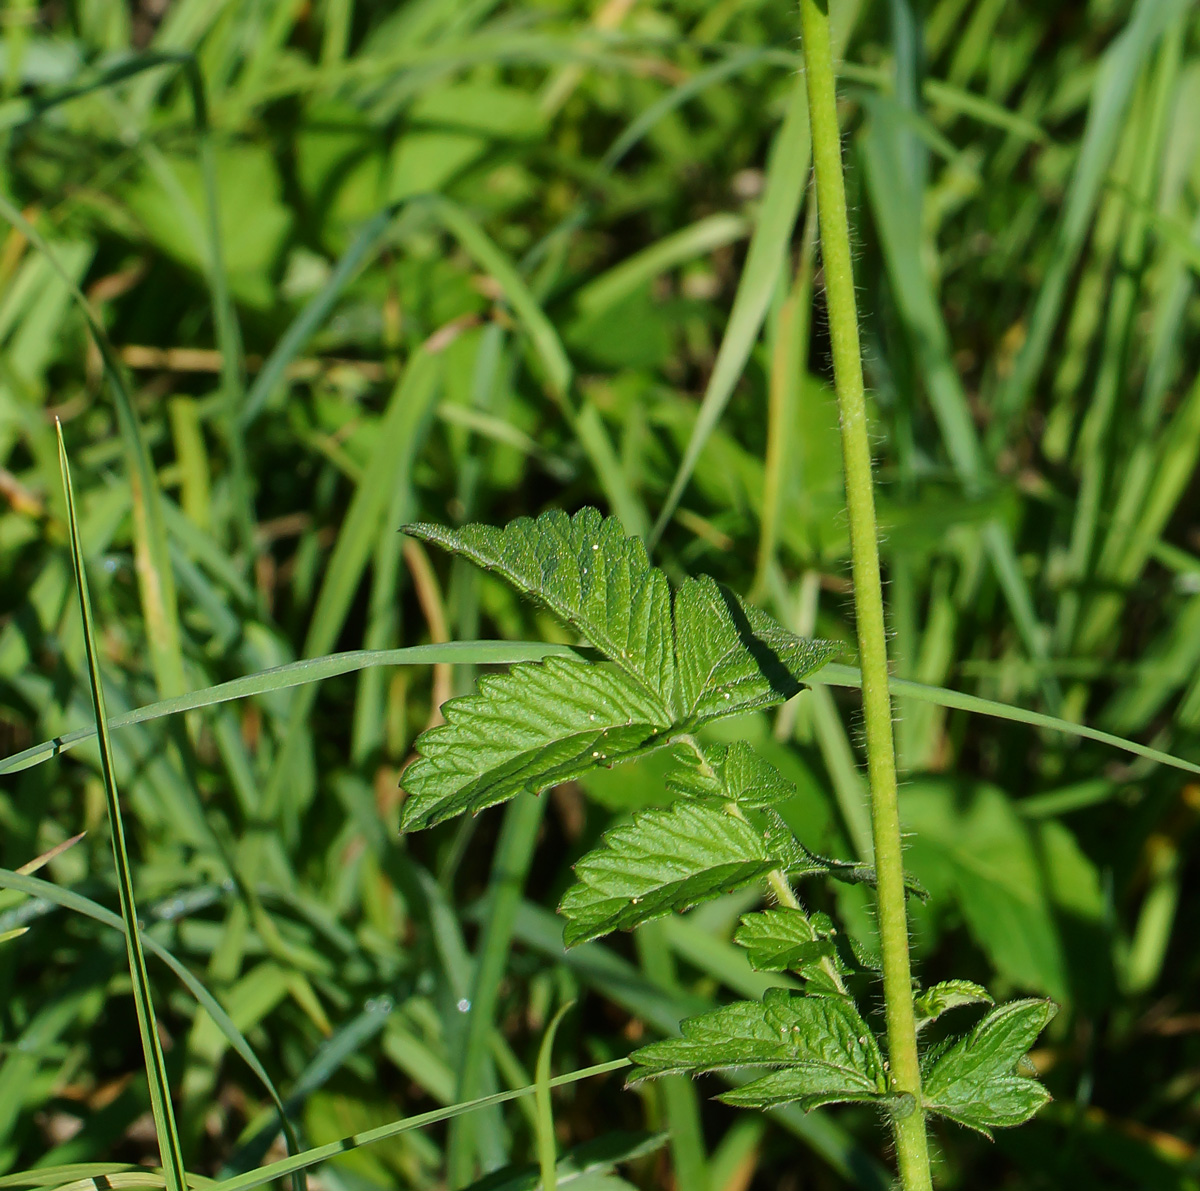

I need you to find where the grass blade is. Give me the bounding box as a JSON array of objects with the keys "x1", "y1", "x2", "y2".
[
  {"x1": 447, "y1": 794, "x2": 547, "y2": 1185},
  {"x1": 0, "y1": 642, "x2": 578, "y2": 775},
  {"x1": 534, "y1": 1002, "x2": 574, "y2": 1191},
  {"x1": 0, "y1": 868, "x2": 297, "y2": 1170},
  {"x1": 55, "y1": 424, "x2": 189, "y2": 1191},
  {"x1": 214, "y1": 1060, "x2": 628, "y2": 1191},
  {"x1": 811, "y1": 664, "x2": 1200, "y2": 778},
  {"x1": 10, "y1": 644, "x2": 1198, "y2": 785},
  {"x1": 649, "y1": 74, "x2": 809, "y2": 547},
  {"x1": 990, "y1": 0, "x2": 1191, "y2": 439}
]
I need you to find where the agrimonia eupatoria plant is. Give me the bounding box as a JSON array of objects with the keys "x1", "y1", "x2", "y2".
[{"x1": 399, "y1": 508, "x2": 1055, "y2": 1147}]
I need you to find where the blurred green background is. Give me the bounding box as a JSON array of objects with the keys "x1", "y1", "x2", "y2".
[{"x1": 1, "y1": 0, "x2": 1199, "y2": 1187}]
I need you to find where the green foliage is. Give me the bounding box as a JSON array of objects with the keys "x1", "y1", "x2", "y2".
[
  {"x1": 733, "y1": 908, "x2": 847, "y2": 994},
  {"x1": 666, "y1": 739, "x2": 796, "y2": 806},
  {"x1": 913, "y1": 981, "x2": 994, "y2": 1031},
  {"x1": 559, "y1": 802, "x2": 780, "y2": 946},
  {"x1": 398, "y1": 657, "x2": 672, "y2": 831},
  {"x1": 630, "y1": 989, "x2": 889, "y2": 1112},
  {"x1": 921, "y1": 1000, "x2": 1058, "y2": 1136},
  {"x1": 2, "y1": 4, "x2": 1194, "y2": 1188},
  {"x1": 405, "y1": 511, "x2": 675, "y2": 702},
  {"x1": 399, "y1": 508, "x2": 836, "y2": 831},
  {"x1": 404, "y1": 509, "x2": 1054, "y2": 1142}
]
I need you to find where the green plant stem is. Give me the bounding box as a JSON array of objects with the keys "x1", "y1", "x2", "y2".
[{"x1": 797, "y1": 3, "x2": 932, "y2": 1189}]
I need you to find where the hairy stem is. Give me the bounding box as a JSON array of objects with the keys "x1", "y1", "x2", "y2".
[{"x1": 797, "y1": 2, "x2": 933, "y2": 1188}]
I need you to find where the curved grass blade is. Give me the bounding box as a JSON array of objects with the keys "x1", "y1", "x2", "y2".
[
  {"x1": 811, "y1": 663, "x2": 1200, "y2": 777},
  {"x1": 218, "y1": 996, "x2": 395, "y2": 1177},
  {"x1": 238, "y1": 200, "x2": 408, "y2": 428},
  {"x1": 10, "y1": 648, "x2": 1200, "y2": 783},
  {"x1": 0, "y1": 1165, "x2": 204, "y2": 1190},
  {"x1": 535, "y1": 1002, "x2": 575, "y2": 1191},
  {"x1": 56, "y1": 425, "x2": 188, "y2": 1191},
  {"x1": 0, "y1": 642, "x2": 577, "y2": 776},
  {"x1": 204, "y1": 1060, "x2": 628, "y2": 1191},
  {"x1": 3, "y1": 1176, "x2": 212, "y2": 1191},
  {"x1": 0, "y1": 868, "x2": 301, "y2": 1180}
]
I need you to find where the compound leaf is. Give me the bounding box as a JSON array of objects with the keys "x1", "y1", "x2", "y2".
[
  {"x1": 400, "y1": 657, "x2": 672, "y2": 831},
  {"x1": 405, "y1": 509, "x2": 676, "y2": 712},
  {"x1": 559, "y1": 802, "x2": 779, "y2": 946},
  {"x1": 402, "y1": 511, "x2": 836, "y2": 834},
  {"x1": 630, "y1": 988, "x2": 888, "y2": 1112},
  {"x1": 674, "y1": 577, "x2": 837, "y2": 724},
  {"x1": 922, "y1": 998, "x2": 1056, "y2": 1136},
  {"x1": 914, "y1": 980, "x2": 993, "y2": 1032}
]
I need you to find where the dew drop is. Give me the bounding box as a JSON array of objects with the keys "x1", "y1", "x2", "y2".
[
  {"x1": 592, "y1": 751, "x2": 600, "y2": 758},
  {"x1": 457, "y1": 998, "x2": 472, "y2": 1013},
  {"x1": 592, "y1": 543, "x2": 599, "y2": 551}
]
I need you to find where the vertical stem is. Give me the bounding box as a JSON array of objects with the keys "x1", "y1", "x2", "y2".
[{"x1": 797, "y1": 3, "x2": 933, "y2": 1190}]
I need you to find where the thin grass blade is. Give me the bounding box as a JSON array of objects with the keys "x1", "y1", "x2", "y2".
[{"x1": 55, "y1": 424, "x2": 189, "y2": 1191}]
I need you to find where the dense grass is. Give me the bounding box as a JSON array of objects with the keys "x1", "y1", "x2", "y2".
[{"x1": 2, "y1": 1, "x2": 1199, "y2": 1188}]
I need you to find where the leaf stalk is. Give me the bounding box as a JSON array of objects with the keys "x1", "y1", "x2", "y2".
[{"x1": 796, "y1": 2, "x2": 933, "y2": 1188}]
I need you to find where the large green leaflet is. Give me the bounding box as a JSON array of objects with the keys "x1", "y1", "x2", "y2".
[
  {"x1": 630, "y1": 989, "x2": 889, "y2": 1112},
  {"x1": 406, "y1": 509, "x2": 675, "y2": 703},
  {"x1": 400, "y1": 656, "x2": 673, "y2": 831},
  {"x1": 559, "y1": 802, "x2": 780, "y2": 946}
]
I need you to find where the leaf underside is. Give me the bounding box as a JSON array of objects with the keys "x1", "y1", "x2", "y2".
[
  {"x1": 630, "y1": 988, "x2": 889, "y2": 1111},
  {"x1": 921, "y1": 998, "x2": 1057, "y2": 1135}
]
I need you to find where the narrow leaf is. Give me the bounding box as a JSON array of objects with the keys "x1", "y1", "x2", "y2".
[
  {"x1": 535, "y1": 1002, "x2": 574, "y2": 1191},
  {"x1": 400, "y1": 657, "x2": 672, "y2": 831},
  {"x1": 56, "y1": 425, "x2": 189, "y2": 1191},
  {"x1": 559, "y1": 803, "x2": 778, "y2": 946},
  {"x1": 922, "y1": 999, "x2": 1056, "y2": 1135}
]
